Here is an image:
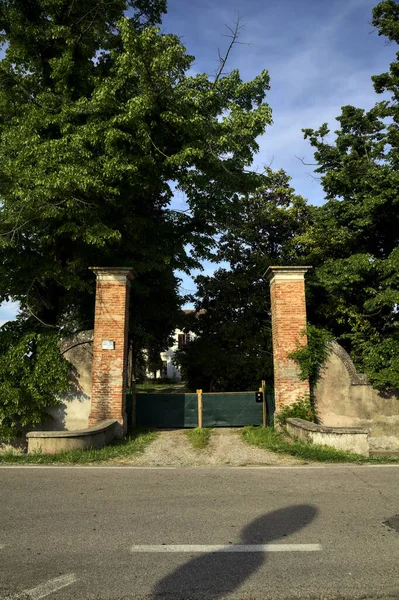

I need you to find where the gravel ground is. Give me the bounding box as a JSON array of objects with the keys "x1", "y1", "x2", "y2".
[{"x1": 112, "y1": 428, "x2": 303, "y2": 466}]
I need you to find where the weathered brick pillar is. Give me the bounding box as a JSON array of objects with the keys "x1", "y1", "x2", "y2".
[
  {"x1": 88, "y1": 267, "x2": 133, "y2": 436},
  {"x1": 266, "y1": 266, "x2": 311, "y2": 412}
]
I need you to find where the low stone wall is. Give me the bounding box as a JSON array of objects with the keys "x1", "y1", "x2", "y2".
[
  {"x1": 34, "y1": 331, "x2": 94, "y2": 433},
  {"x1": 286, "y1": 418, "x2": 370, "y2": 456},
  {"x1": 26, "y1": 419, "x2": 119, "y2": 455},
  {"x1": 314, "y1": 342, "x2": 399, "y2": 451}
]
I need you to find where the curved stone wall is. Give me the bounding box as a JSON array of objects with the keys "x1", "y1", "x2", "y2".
[
  {"x1": 41, "y1": 330, "x2": 94, "y2": 431},
  {"x1": 314, "y1": 342, "x2": 399, "y2": 447}
]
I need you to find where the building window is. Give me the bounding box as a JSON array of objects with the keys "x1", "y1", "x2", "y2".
[
  {"x1": 177, "y1": 333, "x2": 190, "y2": 349},
  {"x1": 161, "y1": 361, "x2": 168, "y2": 378}
]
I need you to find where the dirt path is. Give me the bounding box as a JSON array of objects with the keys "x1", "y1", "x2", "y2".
[{"x1": 113, "y1": 428, "x2": 302, "y2": 466}]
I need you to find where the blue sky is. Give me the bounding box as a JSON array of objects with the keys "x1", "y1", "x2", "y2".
[
  {"x1": 0, "y1": 0, "x2": 396, "y2": 322},
  {"x1": 164, "y1": 0, "x2": 394, "y2": 206},
  {"x1": 161, "y1": 0, "x2": 397, "y2": 299}
]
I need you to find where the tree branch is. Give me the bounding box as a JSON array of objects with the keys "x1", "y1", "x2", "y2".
[
  {"x1": 295, "y1": 155, "x2": 318, "y2": 166},
  {"x1": 214, "y1": 16, "x2": 248, "y2": 84},
  {"x1": 24, "y1": 280, "x2": 58, "y2": 330},
  {"x1": 147, "y1": 133, "x2": 172, "y2": 159}
]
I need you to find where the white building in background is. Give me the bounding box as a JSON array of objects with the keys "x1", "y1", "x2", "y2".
[
  {"x1": 159, "y1": 327, "x2": 191, "y2": 380},
  {"x1": 146, "y1": 309, "x2": 196, "y2": 381}
]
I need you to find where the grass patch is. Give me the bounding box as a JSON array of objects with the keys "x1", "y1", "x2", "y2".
[
  {"x1": 134, "y1": 382, "x2": 188, "y2": 394},
  {"x1": 241, "y1": 426, "x2": 399, "y2": 464},
  {"x1": 185, "y1": 428, "x2": 212, "y2": 450},
  {"x1": 0, "y1": 428, "x2": 157, "y2": 465}
]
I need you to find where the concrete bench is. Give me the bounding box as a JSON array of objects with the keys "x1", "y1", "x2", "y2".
[
  {"x1": 286, "y1": 418, "x2": 370, "y2": 456},
  {"x1": 26, "y1": 419, "x2": 119, "y2": 455}
]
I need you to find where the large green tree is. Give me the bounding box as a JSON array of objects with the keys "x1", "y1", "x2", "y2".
[
  {"x1": 176, "y1": 169, "x2": 312, "y2": 392},
  {"x1": 0, "y1": 0, "x2": 271, "y2": 329},
  {"x1": 0, "y1": 0, "x2": 272, "y2": 433},
  {"x1": 179, "y1": 0, "x2": 399, "y2": 393},
  {"x1": 297, "y1": 0, "x2": 399, "y2": 388}
]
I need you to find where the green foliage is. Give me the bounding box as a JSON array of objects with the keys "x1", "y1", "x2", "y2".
[
  {"x1": 0, "y1": 0, "x2": 273, "y2": 422},
  {"x1": 295, "y1": 1, "x2": 399, "y2": 388},
  {"x1": 175, "y1": 169, "x2": 311, "y2": 392},
  {"x1": 351, "y1": 332, "x2": 399, "y2": 389},
  {"x1": 289, "y1": 325, "x2": 334, "y2": 386},
  {"x1": 240, "y1": 426, "x2": 399, "y2": 464},
  {"x1": 185, "y1": 427, "x2": 212, "y2": 450},
  {"x1": 0, "y1": 427, "x2": 157, "y2": 463},
  {"x1": 175, "y1": 1, "x2": 399, "y2": 392},
  {"x1": 274, "y1": 396, "x2": 316, "y2": 426},
  {"x1": 0, "y1": 327, "x2": 70, "y2": 439},
  {"x1": 217, "y1": 168, "x2": 312, "y2": 268},
  {"x1": 0, "y1": 1, "x2": 272, "y2": 332},
  {"x1": 175, "y1": 318, "x2": 270, "y2": 393}
]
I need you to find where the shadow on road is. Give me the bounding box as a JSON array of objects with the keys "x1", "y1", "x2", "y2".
[{"x1": 151, "y1": 504, "x2": 318, "y2": 599}]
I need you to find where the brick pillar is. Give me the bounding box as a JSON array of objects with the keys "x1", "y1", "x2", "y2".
[
  {"x1": 266, "y1": 266, "x2": 311, "y2": 412},
  {"x1": 88, "y1": 267, "x2": 133, "y2": 436}
]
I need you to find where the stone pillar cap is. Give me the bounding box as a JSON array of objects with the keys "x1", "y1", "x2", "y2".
[
  {"x1": 264, "y1": 266, "x2": 312, "y2": 280},
  {"x1": 89, "y1": 267, "x2": 135, "y2": 280}
]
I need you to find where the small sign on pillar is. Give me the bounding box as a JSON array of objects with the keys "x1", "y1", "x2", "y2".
[{"x1": 102, "y1": 340, "x2": 115, "y2": 350}]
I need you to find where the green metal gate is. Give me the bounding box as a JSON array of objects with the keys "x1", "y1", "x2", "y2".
[
  {"x1": 202, "y1": 392, "x2": 262, "y2": 427},
  {"x1": 131, "y1": 388, "x2": 275, "y2": 428},
  {"x1": 135, "y1": 393, "x2": 198, "y2": 428}
]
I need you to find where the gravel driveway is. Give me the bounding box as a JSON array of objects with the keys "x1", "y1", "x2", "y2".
[{"x1": 113, "y1": 428, "x2": 303, "y2": 466}]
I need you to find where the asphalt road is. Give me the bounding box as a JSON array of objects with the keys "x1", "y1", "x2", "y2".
[{"x1": 0, "y1": 465, "x2": 398, "y2": 600}]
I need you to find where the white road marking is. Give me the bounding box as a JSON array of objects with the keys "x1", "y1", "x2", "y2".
[
  {"x1": 15, "y1": 574, "x2": 78, "y2": 599},
  {"x1": 130, "y1": 544, "x2": 321, "y2": 553}
]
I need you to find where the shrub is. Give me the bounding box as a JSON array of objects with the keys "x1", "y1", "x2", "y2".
[
  {"x1": 275, "y1": 395, "x2": 316, "y2": 426},
  {"x1": 0, "y1": 328, "x2": 70, "y2": 440}
]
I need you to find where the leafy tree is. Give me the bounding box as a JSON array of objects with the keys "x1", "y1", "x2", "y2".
[
  {"x1": 298, "y1": 0, "x2": 399, "y2": 388},
  {"x1": 0, "y1": 0, "x2": 271, "y2": 329},
  {"x1": 176, "y1": 169, "x2": 312, "y2": 392},
  {"x1": 130, "y1": 268, "x2": 182, "y2": 381},
  {"x1": 0, "y1": 0, "x2": 272, "y2": 431},
  {"x1": 175, "y1": 268, "x2": 274, "y2": 392},
  {"x1": 0, "y1": 322, "x2": 70, "y2": 439},
  {"x1": 178, "y1": 0, "x2": 399, "y2": 393},
  {"x1": 217, "y1": 168, "x2": 312, "y2": 270}
]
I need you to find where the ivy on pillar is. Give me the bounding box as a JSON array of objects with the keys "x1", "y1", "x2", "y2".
[
  {"x1": 88, "y1": 267, "x2": 134, "y2": 437},
  {"x1": 266, "y1": 266, "x2": 311, "y2": 413}
]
